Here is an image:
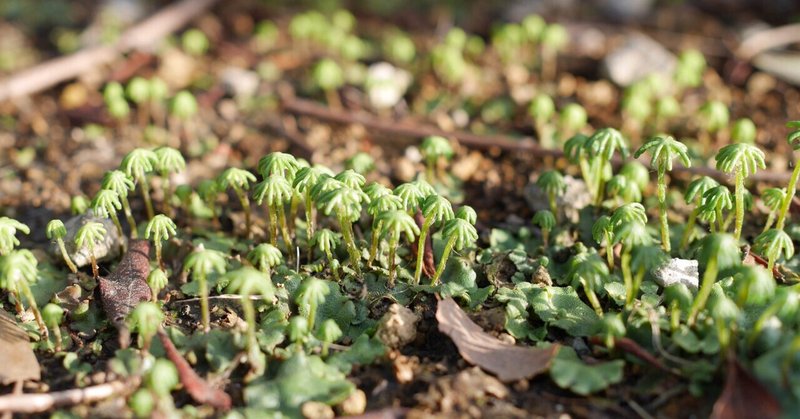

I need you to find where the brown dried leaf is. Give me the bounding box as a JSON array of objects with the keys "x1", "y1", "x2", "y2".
[
  {"x1": 711, "y1": 358, "x2": 781, "y2": 419},
  {"x1": 98, "y1": 240, "x2": 152, "y2": 326},
  {"x1": 0, "y1": 308, "x2": 41, "y2": 384},
  {"x1": 436, "y1": 297, "x2": 558, "y2": 382}
]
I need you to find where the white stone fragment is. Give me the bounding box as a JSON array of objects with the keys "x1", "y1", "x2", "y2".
[{"x1": 652, "y1": 258, "x2": 699, "y2": 289}]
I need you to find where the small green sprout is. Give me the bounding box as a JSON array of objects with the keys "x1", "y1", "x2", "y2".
[
  {"x1": 146, "y1": 358, "x2": 179, "y2": 399},
  {"x1": 376, "y1": 210, "x2": 419, "y2": 287},
  {"x1": 431, "y1": 43, "x2": 467, "y2": 86},
  {"x1": 334, "y1": 169, "x2": 366, "y2": 190},
  {"x1": 585, "y1": 128, "x2": 629, "y2": 206},
  {"x1": 252, "y1": 20, "x2": 279, "y2": 53},
  {"x1": 367, "y1": 194, "x2": 403, "y2": 268},
  {"x1": 129, "y1": 389, "x2": 155, "y2": 418},
  {"x1": 107, "y1": 96, "x2": 131, "y2": 121},
  {"x1": 532, "y1": 210, "x2": 556, "y2": 248},
  {"x1": 317, "y1": 318, "x2": 342, "y2": 357},
  {"x1": 664, "y1": 283, "x2": 693, "y2": 331},
  {"x1": 431, "y1": 216, "x2": 477, "y2": 286},
  {"x1": 91, "y1": 189, "x2": 124, "y2": 239},
  {"x1": 761, "y1": 187, "x2": 786, "y2": 232},
  {"x1": 346, "y1": 152, "x2": 375, "y2": 175},
  {"x1": 635, "y1": 135, "x2": 691, "y2": 252},
  {"x1": 522, "y1": 14, "x2": 546, "y2": 42},
  {"x1": 46, "y1": 219, "x2": 77, "y2": 274},
  {"x1": 314, "y1": 229, "x2": 341, "y2": 281},
  {"x1": 0, "y1": 217, "x2": 29, "y2": 256},
  {"x1": 318, "y1": 185, "x2": 365, "y2": 276},
  {"x1": 563, "y1": 134, "x2": 593, "y2": 191},
  {"x1": 698, "y1": 100, "x2": 729, "y2": 145},
  {"x1": 71, "y1": 195, "x2": 90, "y2": 215},
  {"x1": 420, "y1": 136, "x2": 454, "y2": 183},
  {"x1": 103, "y1": 81, "x2": 124, "y2": 103},
  {"x1": 414, "y1": 194, "x2": 454, "y2": 284},
  {"x1": 183, "y1": 244, "x2": 227, "y2": 332},
  {"x1": 170, "y1": 90, "x2": 198, "y2": 121},
  {"x1": 610, "y1": 202, "x2": 648, "y2": 227},
  {"x1": 606, "y1": 175, "x2": 640, "y2": 205},
  {"x1": 148, "y1": 77, "x2": 169, "y2": 126},
  {"x1": 296, "y1": 276, "x2": 330, "y2": 332},
  {"x1": 753, "y1": 228, "x2": 794, "y2": 272},
  {"x1": 288, "y1": 315, "x2": 309, "y2": 345},
  {"x1": 674, "y1": 49, "x2": 706, "y2": 90},
  {"x1": 536, "y1": 170, "x2": 566, "y2": 218},
  {"x1": 529, "y1": 93, "x2": 556, "y2": 148},
  {"x1": 182, "y1": 28, "x2": 210, "y2": 56},
  {"x1": 198, "y1": 179, "x2": 220, "y2": 226},
  {"x1": 121, "y1": 148, "x2": 158, "y2": 221},
  {"x1": 655, "y1": 96, "x2": 680, "y2": 131},
  {"x1": 384, "y1": 30, "x2": 416, "y2": 65},
  {"x1": 258, "y1": 152, "x2": 300, "y2": 180},
  {"x1": 775, "y1": 121, "x2": 800, "y2": 231},
  {"x1": 540, "y1": 23, "x2": 569, "y2": 81},
  {"x1": 313, "y1": 58, "x2": 345, "y2": 109},
  {"x1": 456, "y1": 205, "x2": 477, "y2": 224},
  {"x1": 102, "y1": 170, "x2": 138, "y2": 237},
  {"x1": 128, "y1": 302, "x2": 164, "y2": 352},
  {"x1": 294, "y1": 166, "x2": 332, "y2": 253},
  {"x1": 630, "y1": 245, "x2": 667, "y2": 307},
  {"x1": 559, "y1": 103, "x2": 588, "y2": 140},
  {"x1": 566, "y1": 251, "x2": 608, "y2": 316},
  {"x1": 147, "y1": 268, "x2": 168, "y2": 302},
  {"x1": 715, "y1": 143, "x2": 766, "y2": 240},
  {"x1": 145, "y1": 214, "x2": 177, "y2": 270},
  {"x1": 218, "y1": 168, "x2": 257, "y2": 236},
  {"x1": 253, "y1": 175, "x2": 294, "y2": 248},
  {"x1": 698, "y1": 185, "x2": 733, "y2": 233},
  {"x1": 731, "y1": 118, "x2": 757, "y2": 143},
  {"x1": 42, "y1": 303, "x2": 64, "y2": 351},
  {"x1": 600, "y1": 313, "x2": 626, "y2": 349},
  {"x1": 680, "y1": 176, "x2": 719, "y2": 249},
  {"x1": 225, "y1": 267, "x2": 275, "y2": 376},
  {"x1": 154, "y1": 147, "x2": 186, "y2": 217},
  {"x1": 688, "y1": 233, "x2": 740, "y2": 326},
  {"x1": 247, "y1": 243, "x2": 282, "y2": 282},
  {"x1": 126, "y1": 76, "x2": 150, "y2": 126},
  {"x1": 734, "y1": 265, "x2": 775, "y2": 307},
  {"x1": 709, "y1": 286, "x2": 740, "y2": 352},
  {"x1": 0, "y1": 249, "x2": 47, "y2": 335},
  {"x1": 592, "y1": 215, "x2": 614, "y2": 268},
  {"x1": 614, "y1": 220, "x2": 653, "y2": 308},
  {"x1": 394, "y1": 182, "x2": 426, "y2": 215},
  {"x1": 75, "y1": 221, "x2": 106, "y2": 278}
]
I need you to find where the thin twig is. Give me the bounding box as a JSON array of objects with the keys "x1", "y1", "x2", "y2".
[
  {"x1": 737, "y1": 23, "x2": 800, "y2": 61},
  {"x1": 0, "y1": 378, "x2": 139, "y2": 413},
  {"x1": 280, "y1": 96, "x2": 792, "y2": 185},
  {"x1": 0, "y1": 0, "x2": 219, "y2": 102}
]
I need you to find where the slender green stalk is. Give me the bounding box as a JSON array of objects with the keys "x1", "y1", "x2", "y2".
[
  {"x1": 240, "y1": 297, "x2": 259, "y2": 371},
  {"x1": 387, "y1": 238, "x2": 398, "y2": 287},
  {"x1": 233, "y1": 187, "x2": 252, "y2": 237},
  {"x1": 324, "y1": 248, "x2": 340, "y2": 281},
  {"x1": 138, "y1": 172, "x2": 155, "y2": 220},
  {"x1": 119, "y1": 194, "x2": 137, "y2": 238},
  {"x1": 687, "y1": 257, "x2": 718, "y2": 326},
  {"x1": 432, "y1": 235, "x2": 457, "y2": 285},
  {"x1": 337, "y1": 210, "x2": 361, "y2": 276},
  {"x1": 621, "y1": 250, "x2": 633, "y2": 308},
  {"x1": 20, "y1": 282, "x2": 47, "y2": 336},
  {"x1": 55, "y1": 238, "x2": 78, "y2": 274},
  {"x1": 776, "y1": 162, "x2": 800, "y2": 230},
  {"x1": 198, "y1": 273, "x2": 209, "y2": 332},
  {"x1": 414, "y1": 218, "x2": 435, "y2": 284},
  {"x1": 733, "y1": 171, "x2": 745, "y2": 241},
  {"x1": 368, "y1": 220, "x2": 383, "y2": 267},
  {"x1": 680, "y1": 208, "x2": 699, "y2": 250},
  {"x1": 581, "y1": 278, "x2": 603, "y2": 316},
  {"x1": 278, "y1": 207, "x2": 292, "y2": 250},
  {"x1": 669, "y1": 302, "x2": 681, "y2": 332},
  {"x1": 304, "y1": 191, "x2": 315, "y2": 257},
  {"x1": 267, "y1": 207, "x2": 279, "y2": 246},
  {"x1": 605, "y1": 230, "x2": 614, "y2": 268},
  {"x1": 657, "y1": 170, "x2": 670, "y2": 252}
]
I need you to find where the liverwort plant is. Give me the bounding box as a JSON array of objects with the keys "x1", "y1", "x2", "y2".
[
  {"x1": 614, "y1": 220, "x2": 653, "y2": 308},
  {"x1": 46, "y1": 220, "x2": 77, "y2": 274},
  {"x1": 630, "y1": 245, "x2": 667, "y2": 307},
  {"x1": 75, "y1": 221, "x2": 106, "y2": 279},
  {"x1": 529, "y1": 93, "x2": 556, "y2": 148},
  {"x1": 536, "y1": 170, "x2": 566, "y2": 219},
  {"x1": 317, "y1": 319, "x2": 342, "y2": 357},
  {"x1": 585, "y1": 128, "x2": 629, "y2": 206},
  {"x1": 367, "y1": 194, "x2": 403, "y2": 268},
  {"x1": 715, "y1": 142, "x2": 766, "y2": 241},
  {"x1": 314, "y1": 229, "x2": 341, "y2": 281},
  {"x1": 0, "y1": 249, "x2": 47, "y2": 336},
  {"x1": 42, "y1": 303, "x2": 64, "y2": 352},
  {"x1": 698, "y1": 100, "x2": 729, "y2": 146},
  {"x1": 183, "y1": 244, "x2": 227, "y2": 332},
  {"x1": 294, "y1": 166, "x2": 333, "y2": 254},
  {"x1": 147, "y1": 268, "x2": 168, "y2": 302},
  {"x1": 218, "y1": 168, "x2": 257, "y2": 237},
  {"x1": 698, "y1": 185, "x2": 733, "y2": 233},
  {"x1": 394, "y1": 182, "x2": 426, "y2": 216},
  {"x1": 154, "y1": 146, "x2": 186, "y2": 217},
  {"x1": 145, "y1": 214, "x2": 177, "y2": 270},
  {"x1": 680, "y1": 176, "x2": 719, "y2": 249},
  {"x1": 247, "y1": 242, "x2": 282, "y2": 274},
  {"x1": 540, "y1": 23, "x2": 568, "y2": 81},
  {"x1": 420, "y1": 136, "x2": 454, "y2": 184},
  {"x1": 775, "y1": 121, "x2": 800, "y2": 231},
  {"x1": 121, "y1": 148, "x2": 158, "y2": 221},
  {"x1": 376, "y1": 210, "x2": 419, "y2": 287},
  {"x1": 635, "y1": 135, "x2": 691, "y2": 252},
  {"x1": 318, "y1": 185, "x2": 365, "y2": 276},
  {"x1": 688, "y1": 233, "x2": 740, "y2": 326},
  {"x1": 313, "y1": 58, "x2": 345, "y2": 109},
  {"x1": 563, "y1": 134, "x2": 593, "y2": 192},
  {"x1": 559, "y1": 103, "x2": 588, "y2": 141},
  {"x1": 414, "y1": 194, "x2": 454, "y2": 284},
  {"x1": 732, "y1": 118, "x2": 757, "y2": 143},
  {"x1": 566, "y1": 250, "x2": 608, "y2": 316},
  {"x1": 102, "y1": 170, "x2": 137, "y2": 238},
  {"x1": 532, "y1": 210, "x2": 556, "y2": 248},
  {"x1": 253, "y1": 175, "x2": 294, "y2": 248},
  {"x1": 258, "y1": 152, "x2": 300, "y2": 180},
  {"x1": 753, "y1": 228, "x2": 794, "y2": 272},
  {"x1": 225, "y1": 267, "x2": 275, "y2": 376},
  {"x1": 127, "y1": 302, "x2": 164, "y2": 352},
  {"x1": 592, "y1": 215, "x2": 614, "y2": 268},
  {"x1": 0, "y1": 217, "x2": 29, "y2": 256},
  {"x1": 91, "y1": 189, "x2": 124, "y2": 239},
  {"x1": 761, "y1": 187, "x2": 786, "y2": 232},
  {"x1": 296, "y1": 276, "x2": 329, "y2": 332},
  {"x1": 431, "y1": 215, "x2": 477, "y2": 285}
]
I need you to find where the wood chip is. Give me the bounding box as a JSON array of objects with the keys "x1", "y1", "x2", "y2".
[
  {"x1": 0, "y1": 308, "x2": 41, "y2": 384},
  {"x1": 436, "y1": 297, "x2": 558, "y2": 382}
]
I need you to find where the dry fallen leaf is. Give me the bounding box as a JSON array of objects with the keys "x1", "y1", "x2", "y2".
[
  {"x1": 0, "y1": 308, "x2": 41, "y2": 384},
  {"x1": 98, "y1": 240, "x2": 152, "y2": 326},
  {"x1": 711, "y1": 357, "x2": 781, "y2": 419},
  {"x1": 436, "y1": 297, "x2": 558, "y2": 382}
]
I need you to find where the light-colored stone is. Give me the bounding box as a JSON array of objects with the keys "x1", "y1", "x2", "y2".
[
  {"x1": 602, "y1": 32, "x2": 675, "y2": 86},
  {"x1": 365, "y1": 62, "x2": 412, "y2": 110},
  {"x1": 524, "y1": 175, "x2": 592, "y2": 224},
  {"x1": 376, "y1": 304, "x2": 419, "y2": 349},
  {"x1": 652, "y1": 258, "x2": 699, "y2": 289},
  {"x1": 301, "y1": 401, "x2": 334, "y2": 419},
  {"x1": 49, "y1": 211, "x2": 125, "y2": 268},
  {"x1": 338, "y1": 389, "x2": 367, "y2": 416},
  {"x1": 221, "y1": 67, "x2": 260, "y2": 100}
]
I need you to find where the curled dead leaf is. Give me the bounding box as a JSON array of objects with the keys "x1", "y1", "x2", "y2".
[
  {"x1": 711, "y1": 357, "x2": 781, "y2": 419},
  {"x1": 98, "y1": 240, "x2": 152, "y2": 327},
  {"x1": 0, "y1": 308, "x2": 41, "y2": 384},
  {"x1": 436, "y1": 297, "x2": 558, "y2": 382}
]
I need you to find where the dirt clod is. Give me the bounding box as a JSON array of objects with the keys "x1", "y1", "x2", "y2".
[{"x1": 376, "y1": 303, "x2": 420, "y2": 350}]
